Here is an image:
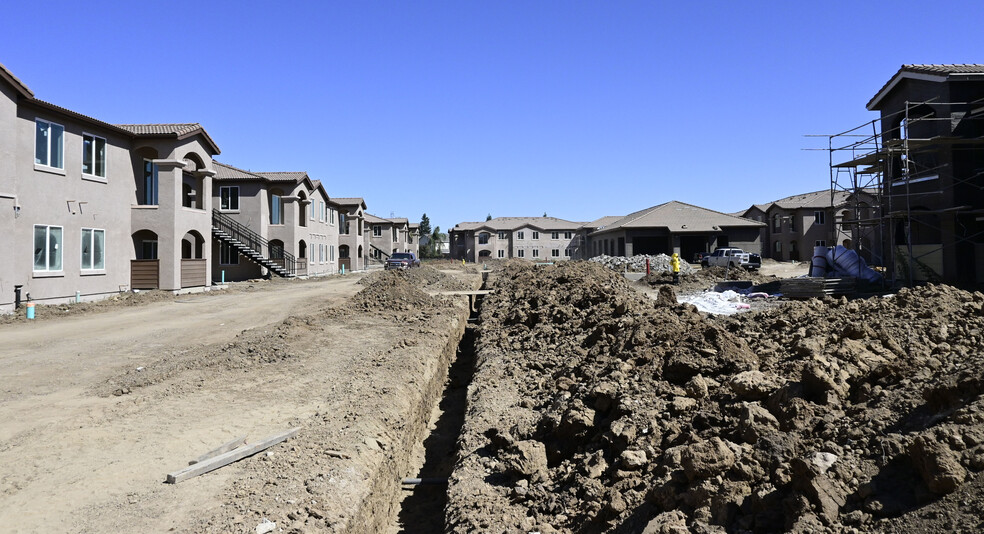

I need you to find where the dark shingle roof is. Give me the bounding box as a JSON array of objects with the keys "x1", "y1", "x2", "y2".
[
  {"x1": 868, "y1": 64, "x2": 984, "y2": 110},
  {"x1": 592, "y1": 201, "x2": 763, "y2": 235}
]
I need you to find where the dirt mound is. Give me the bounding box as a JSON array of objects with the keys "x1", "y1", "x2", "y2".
[
  {"x1": 360, "y1": 265, "x2": 471, "y2": 292},
  {"x1": 351, "y1": 270, "x2": 438, "y2": 312},
  {"x1": 448, "y1": 262, "x2": 984, "y2": 533}
]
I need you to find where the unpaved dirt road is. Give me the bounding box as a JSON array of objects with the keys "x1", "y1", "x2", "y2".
[{"x1": 0, "y1": 277, "x2": 367, "y2": 533}]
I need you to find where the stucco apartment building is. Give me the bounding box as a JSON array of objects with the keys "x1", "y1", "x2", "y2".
[
  {"x1": 334, "y1": 198, "x2": 368, "y2": 272},
  {"x1": 450, "y1": 217, "x2": 587, "y2": 262},
  {"x1": 366, "y1": 213, "x2": 419, "y2": 261},
  {"x1": 742, "y1": 190, "x2": 880, "y2": 263},
  {"x1": 1, "y1": 62, "x2": 221, "y2": 312},
  {"x1": 211, "y1": 161, "x2": 341, "y2": 281}
]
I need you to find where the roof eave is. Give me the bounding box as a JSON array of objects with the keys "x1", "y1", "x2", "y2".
[{"x1": 866, "y1": 71, "x2": 947, "y2": 111}]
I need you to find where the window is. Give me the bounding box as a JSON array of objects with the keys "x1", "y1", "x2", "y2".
[
  {"x1": 330, "y1": 245, "x2": 335, "y2": 261},
  {"x1": 82, "y1": 133, "x2": 106, "y2": 177},
  {"x1": 789, "y1": 216, "x2": 796, "y2": 232},
  {"x1": 329, "y1": 208, "x2": 335, "y2": 224},
  {"x1": 773, "y1": 215, "x2": 781, "y2": 232},
  {"x1": 219, "y1": 186, "x2": 239, "y2": 211},
  {"x1": 551, "y1": 249, "x2": 560, "y2": 257},
  {"x1": 142, "y1": 160, "x2": 159, "y2": 205},
  {"x1": 33, "y1": 225, "x2": 63, "y2": 271},
  {"x1": 478, "y1": 232, "x2": 490, "y2": 245},
  {"x1": 35, "y1": 119, "x2": 64, "y2": 169},
  {"x1": 565, "y1": 248, "x2": 571, "y2": 257},
  {"x1": 373, "y1": 225, "x2": 382, "y2": 237},
  {"x1": 319, "y1": 202, "x2": 325, "y2": 222},
  {"x1": 814, "y1": 211, "x2": 826, "y2": 225},
  {"x1": 815, "y1": 240, "x2": 826, "y2": 247},
  {"x1": 532, "y1": 231, "x2": 539, "y2": 240},
  {"x1": 564, "y1": 231, "x2": 572, "y2": 239},
  {"x1": 774, "y1": 241, "x2": 782, "y2": 253},
  {"x1": 270, "y1": 192, "x2": 284, "y2": 224},
  {"x1": 517, "y1": 249, "x2": 525, "y2": 258},
  {"x1": 340, "y1": 214, "x2": 348, "y2": 234},
  {"x1": 80, "y1": 228, "x2": 105, "y2": 270},
  {"x1": 532, "y1": 249, "x2": 540, "y2": 258},
  {"x1": 517, "y1": 231, "x2": 525, "y2": 239},
  {"x1": 393, "y1": 228, "x2": 398, "y2": 243},
  {"x1": 497, "y1": 231, "x2": 508, "y2": 240},
  {"x1": 497, "y1": 250, "x2": 504, "y2": 258},
  {"x1": 551, "y1": 232, "x2": 559, "y2": 239},
  {"x1": 220, "y1": 242, "x2": 239, "y2": 265}
]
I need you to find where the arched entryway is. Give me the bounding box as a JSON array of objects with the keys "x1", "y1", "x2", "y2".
[
  {"x1": 181, "y1": 153, "x2": 207, "y2": 210},
  {"x1": 298, "y1": 239, "x2": 308, "y2": 275},
  {"x1": 180, "y1": 230, "x2": 207, "y2": 288},
  {"x1": 131, "y1": 230, "x2": 159, "y2": 289},
  {"x1": 339, "y1": 244, "x2": 351, "y2": 272},
  {"x1": 358, "y1": 245, "x2": 363, "y2": 270}
]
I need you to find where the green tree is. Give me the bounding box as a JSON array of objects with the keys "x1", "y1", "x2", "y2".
[
  {"x1": 419, "y1": 213, "x2": 432, "y2": 237},
  {"x1": 486, "y1": 213, "x2": 492, "y2": 221},
  {"x1": 543, "y1": 212, "x2": 548, "y2": 217},
  {"x1": 429, "y1": 226, "x2": 447, "y2": 258}
]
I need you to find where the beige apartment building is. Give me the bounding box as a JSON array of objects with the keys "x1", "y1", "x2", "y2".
[
  {"x1": 211, "y1": 162, "x2": 341, "y2": 281},
  {"x1": 366, "y1": 214, "x2": 419, "y2": 262},
  {"x1": 334, "y1": 198, "x2": 368, "y2": 272},
  {"x1": 1, "y1": 62, "x2": 221, "y2": 312},
  {"x1": 450, "y1": 217, "x2": 587, "y2": 262}
]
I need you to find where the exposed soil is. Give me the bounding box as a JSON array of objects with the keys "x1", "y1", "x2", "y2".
[
  {"x1": 0, "y1": 267, "x2": 479, "y2": 534},
  {"x1": 447, "y1": 261, "x2": 984, "y2": 533}
]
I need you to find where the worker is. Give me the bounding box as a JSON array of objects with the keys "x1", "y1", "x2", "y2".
[{"x1": 671, "y1": 252, "x2": 680, "y2": 284}]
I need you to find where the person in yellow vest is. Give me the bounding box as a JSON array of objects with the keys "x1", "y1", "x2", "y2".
[{"x1": 671, "y1": 252, "x2": 681, "y2": 284}]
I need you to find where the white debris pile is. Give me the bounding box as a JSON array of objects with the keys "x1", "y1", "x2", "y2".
[
  {"x1": 677, "y1": 290, "x2": 751, "y2": 315},
  {"x1": 589, "y1": 254, "x2": 695, "y2": 274}
]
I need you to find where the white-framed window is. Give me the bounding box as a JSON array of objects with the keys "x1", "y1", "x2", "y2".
[
  {"x1": 517, "y1": 249, "x2": 525, "y2": 258},
  {"x1": 551, "y1": 232, "x2": 559, "y2": 239},
  {"x1": 219, "y1": 186, "x2": 239, "y2": 210},
  {"x1": 532, "y1": 231, "x2": 539, "y2": 240},
  {"x1": 270, "y1": 192, "x2": 284, "y2": 224},
  {"x1": 551, "y1": 249, "x2": 559, "y2": 257},
  {"x1": 373, "y1": 225, "x2": 382, "y2": 237},
  {"x1": 319, "y1": 202, "x2": 325, "y2": 222},
  {"x1": 220, "y1": 242, "x2": 239, "y2": 265},
  {"x1": 35, "y1": 119, "x2": 65, "y2": 169},
  {"x1": 564, "y1": 247, "x2": 571, "y2": 257},
  {"x1": 329, "y1": 209, "x2": 335, "y2": 224},
  {"x1": 532, "y1": 249, "x2": 540, "y2": 258},
  {"x1": 141, "y1": 160, "x2": 159, "y2": 205},
  {"x1": 497, "y1": 231, "x2": 507, "y2": 240},
  {"x1": 497, "y1": 250, "x2": 504, "y2": 258},
  {"x1": 517, "y1": 231, "x2": 525, "y2": 239},
  {"x1": 815, "y1": 240, "x2": 826, "y2": 247},
  {"x1": 33, "y1": 224, "x2": 63, "y2": 271},
  {"x1": 330, "y1": 245, "x2": 335, "y2": 261},
  {"x1": 564, "y1": 231, "x2": 572, "y2": 239},
  {"x1": 814, "y1": 211, "x2": 826, "y2": 225},
  {"x1": 478, "y1": 232, "x2": 490, "y2": 245},
  {"x1": 80, "y1": 228, "x2": 105, "y2": 270},
  {"x1": 82, "y1": 133, "x2": 107, "y2": 178}
]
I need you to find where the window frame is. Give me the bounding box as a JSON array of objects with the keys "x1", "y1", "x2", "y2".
[
  {"x1": 219, "y1": 186, "x2": 240, "y2": 211},
  {"x1": 373, "y1": 225, "x2": 382, "y2": 237},
  {"x1": 815, "y1": 240, "x2": 826, "y2": 247},
  {"x1": 81, "y1": 132, "x2": 107, "y2": 179},
  {"x1": 497, "y1": 250, "x2": 504, "y2": 258},
  {"x1": 532, "y1": 248, "x2": 540, "y2": 258},
  {"x1": 35, "y1": 118, "x2": 65, "y2": 170},
  {"x1": 551, "y1": 249, "x2": 560, "y2": 257},
  {"x1": 532, "y1": 231, "x2": 539, "y2": 240},
  {"x1": 814, "y1": 211, "x2": 826, "y2": 225},
  {"x1": 33, "y1": 224, "x2": 64, "y2": 272},
  {"x1": 551, "y1": 232, "x2": 559, "y2": 240},
  {"x1": 478, "y1": 232, "x2": 490, "y2": 245},
  {"x1": 517, "y1": 249, "x2": 525, "y2": 258},
  {"x1": 517, "y1": 231, "x2": 525, "y2": 240},
  {"x1": 142, "y1": 160, "x2": 159, "y2": 206},
  {"x1": 80, "y1": 227, "x2": 106, "y2": 271},
  {"x1": 497, "y1": 231, "x2": 507, "y2": 240}
]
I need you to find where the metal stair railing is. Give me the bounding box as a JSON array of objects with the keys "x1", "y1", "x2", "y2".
[
  {"x1": 369, "y1": 243, "x2": 392, "y2": 262},
  {"x1": 212, "y1": 209, "x2": 296, "y2": 276}
]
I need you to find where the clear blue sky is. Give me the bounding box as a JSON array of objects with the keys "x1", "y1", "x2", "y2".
[{"x1": 3, "y1": 1, "x2": 982, "y2": 232}]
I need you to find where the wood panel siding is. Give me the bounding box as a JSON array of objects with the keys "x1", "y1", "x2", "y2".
[
  {"x1": 131, "y1": 260, "x2": 159, "y2": 289},
  {"x1": 180, "y1": 259, "x2": 207, "y2": 288}
]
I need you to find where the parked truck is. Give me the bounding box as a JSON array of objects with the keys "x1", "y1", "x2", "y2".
[{"x1": 701, "y1": 247, "x2": 761, "y2": 270}]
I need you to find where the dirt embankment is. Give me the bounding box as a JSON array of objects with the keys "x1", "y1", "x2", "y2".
[{"x1": 447, "y1": 261, "x2": 984, "y2": 533}]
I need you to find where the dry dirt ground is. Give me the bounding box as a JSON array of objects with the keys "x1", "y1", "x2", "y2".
[
  {"x1": 447, "y1": 261, "x2": 984, "y2": 533},
  {"x1": 0, "y1": 268, "x2": 477, "y2": 534}
]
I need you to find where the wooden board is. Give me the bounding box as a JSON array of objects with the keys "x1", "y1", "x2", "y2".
[
  {"x1": 166, "y1": 428, "x2": 300, "y2": 484},
  {"x1": 189, "y1": 435, "x2": 248, "y2": 465}
]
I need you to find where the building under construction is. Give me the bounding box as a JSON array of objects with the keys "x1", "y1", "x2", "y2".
[{"x1": 828, "y1": 64, "x2": 984, "y2": 290}]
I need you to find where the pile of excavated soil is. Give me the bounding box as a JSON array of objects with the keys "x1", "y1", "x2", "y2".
[
  {"x1": 351, "y1": 270, "x2": 442, "y2": 312},
  {"x1": 447, "y1": 261, "x2": 984, "y2": 533},
  {"x1": 360, "y1": 265, "x2": 472, "y2": 292}
]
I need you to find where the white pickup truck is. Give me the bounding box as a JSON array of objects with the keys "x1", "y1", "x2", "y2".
[{"x1": 701, "y1": 247, "x2": 762, "y2": 270}]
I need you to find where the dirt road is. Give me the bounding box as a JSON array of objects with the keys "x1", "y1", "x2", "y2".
[{"x1": 0, "y1": 273, "x2": 467, "y2": 533}]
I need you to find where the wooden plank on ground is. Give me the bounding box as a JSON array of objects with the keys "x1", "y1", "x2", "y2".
[
  {"x1": 166, "y1": 428, "x2": 300, "y2": 484},
  {"x1": 189, "y1": 435, "x2": 248, "y2": 465}
]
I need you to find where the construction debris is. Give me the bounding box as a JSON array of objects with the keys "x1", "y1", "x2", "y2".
[
  {"x1": 589, "y1": 254, "x2": 696, "y2": 274},
  {"x1": 166, "y1": 428, "x2": 300, "y2": 484}
]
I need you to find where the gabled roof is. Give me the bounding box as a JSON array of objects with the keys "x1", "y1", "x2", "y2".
[
  {"x1": 0, "y1": 61, "x2": 33, "y2": 98},
  {"x1": 454, "y1": 216, "x2": 583, "y2": 232},
  {"x1": 116, "y1": 123, "x2": 221, "y2": 154},
  {"x1": 750, "y1": 189, "x2": 875, "y2": 213},
  {"x1": 584, "y1": 215, "x2": 622, "y2": 230},
  {"x1": 254, "y1": 171, "x2": 309, "y2": 183},
  {"x1": 389, "y1": 217, "x2": 409, "y2": 225},
  {"x1": 27, "y1": 98, "x2": 135, "y2": 136},
  {"x1": 212, "y1": 160, "x2": 265, "y2": 180},
  {"x1": 867, "y1": 64, "x2": 984, "y2": 110},
  {"x1": 592, "y1": 201, "x2": 763, "y2": 235},
  {"x1": 364, "y1": 213, "x2": 390, "y2": 224},
  {"x1": 333, "y1": 197, "x2": 368, "y2": 209}
]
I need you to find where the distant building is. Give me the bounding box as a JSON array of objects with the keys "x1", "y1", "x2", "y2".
[{"x1": 450, "y1": 217, "x2": 586, "y2": 262}]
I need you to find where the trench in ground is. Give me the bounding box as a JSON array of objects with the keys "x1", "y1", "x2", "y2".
[{"x1": 377, "y1": 294, "x2": 481, "y2": 533}]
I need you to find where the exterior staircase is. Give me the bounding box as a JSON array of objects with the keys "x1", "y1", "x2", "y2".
[{"x1": 212, "y1": 210, "x2": 296, "y2": 277}]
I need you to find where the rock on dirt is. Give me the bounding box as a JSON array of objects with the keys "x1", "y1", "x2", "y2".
[{"x1": 446, "y1": 261, "x2": 984, "y2": 533}]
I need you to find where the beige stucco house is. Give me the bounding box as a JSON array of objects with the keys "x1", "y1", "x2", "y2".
[
  {"x1": 211, "y1": 161, "x2": 341, "y2": 281},
  {"x1": 1, "y1": 62, "x2": 221, "y2": 312},
  {"x1": 334, "y1": 198, "x2": 369, "y2": 272},
  {"x1": 450, "y1": 217, "x2": 587, "y2": 262},
  {"x1": 366, "y1": 214, "x2": 419, "y2": 262}
]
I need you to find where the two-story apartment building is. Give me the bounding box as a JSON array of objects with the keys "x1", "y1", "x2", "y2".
[
  {"x1": 742, "y1": 190, "x2": 880, "y2": 263},
  {"x1": 450, "y1": 217, "x2": 587, "y2": 262},
  {"x1": 211, "y1": 162, "x2": 341, "y2": 281},
  {"x1": 1, "y1": 62, "x2": 220, "y2": 312},
  {"x1": 334, "y1": 198, "x2": 368, "y2": 272}
]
